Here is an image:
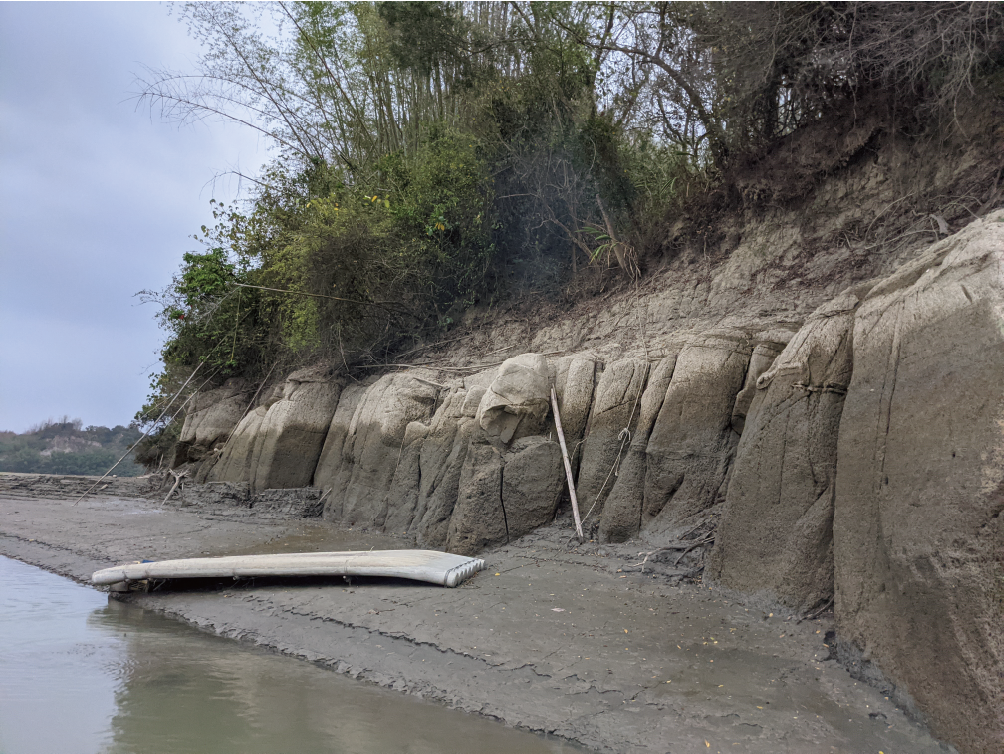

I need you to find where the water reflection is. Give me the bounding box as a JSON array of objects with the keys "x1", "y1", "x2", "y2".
[
  {"x1": 0, "y1": 557, "x2": 119, "y2": 754},
  {"x1": 0, "y1": 557, "x2": 583, "y2": 754}
]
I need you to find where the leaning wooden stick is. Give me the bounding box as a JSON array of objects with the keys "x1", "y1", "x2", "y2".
[{"x1": 551, "y1": 386, "x2": 584, "y2": 541}]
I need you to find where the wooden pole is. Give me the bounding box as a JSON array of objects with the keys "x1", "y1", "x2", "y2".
[{"x1": 551, "y1": 387, "x2": 584, "y2": 541}]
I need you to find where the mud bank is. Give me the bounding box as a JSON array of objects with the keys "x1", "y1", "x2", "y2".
[{"x1": 0, "y1": 486, "x2": 950, "y2": 754}]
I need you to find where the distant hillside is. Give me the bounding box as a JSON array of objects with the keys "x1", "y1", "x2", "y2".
[{"x1": 0, "y1": 418, "x2": 145, "y2": 477}]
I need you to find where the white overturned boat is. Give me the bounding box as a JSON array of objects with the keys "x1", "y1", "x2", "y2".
[{"x1": 92, "y1": 550, "x2": 485, "y2": 589}]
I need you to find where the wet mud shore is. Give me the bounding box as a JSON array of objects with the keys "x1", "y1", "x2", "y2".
[{"x1": 0, "y1": 484, "x2": 950, "y2": 753}]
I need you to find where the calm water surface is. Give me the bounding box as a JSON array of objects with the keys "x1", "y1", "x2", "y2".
[{"x1": 0, "y1": 556, "x2": 583, "y2": 754}]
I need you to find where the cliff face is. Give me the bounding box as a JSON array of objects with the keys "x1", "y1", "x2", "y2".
[
  {"x1": 178, "y1": 178, "x2": 1004, "y2": 754},
  {"x1": 831, "y1": 228, "x2": 1004, "y2": 753},
  {"x1": 712, "y1": 214, "x2": 1004, "y2": 753}
]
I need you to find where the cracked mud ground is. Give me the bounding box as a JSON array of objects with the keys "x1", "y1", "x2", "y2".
[{"x1": 1, "y1": 492, "x2": 949, "y2": 754}]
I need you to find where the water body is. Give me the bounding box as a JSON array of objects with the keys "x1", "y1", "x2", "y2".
[{"x1": 0, "y1": 556, "x2": 583, "y2": 754}]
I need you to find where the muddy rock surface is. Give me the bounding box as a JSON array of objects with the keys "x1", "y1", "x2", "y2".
[
  {"x1": 173, "y1": 378, "x2": 251, "y2": 467},
  {"x1": 708, "y1": 290, "x2": 865, "y2": 612},
  {"x1": 1, "y1": 486, "x2": 949, "y2": 754},
  {"x1": 832, "y1": 217, "x2": 1004, "y2": 753}
]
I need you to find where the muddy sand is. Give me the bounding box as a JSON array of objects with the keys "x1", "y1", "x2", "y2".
[{"x1": 0, "y1": 485, "x2": 950, "y2": 753}]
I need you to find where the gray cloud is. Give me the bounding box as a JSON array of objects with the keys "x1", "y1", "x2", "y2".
[{"x1": 0, "y1": 2, "x2": 265, "y2": 431}]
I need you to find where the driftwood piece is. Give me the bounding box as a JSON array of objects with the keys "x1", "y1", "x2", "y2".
[
  {"x1": 624, "y1": 534, "x2": 716, "y2": 571},
  {"x1": 161, "y1": 469, "x2": 189, "y2": 506}
]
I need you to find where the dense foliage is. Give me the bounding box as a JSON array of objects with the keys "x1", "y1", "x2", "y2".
[
  {"x1": 136, "y1": 1, "x2": 1004, "y2": 433},
  {"x1": 0, "y1": 420, "x2": 145, "y2": 477}
]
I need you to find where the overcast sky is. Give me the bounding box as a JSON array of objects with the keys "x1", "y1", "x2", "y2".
[{"x1": 0, "y1": 2, "x2": 266, "y2": 432}]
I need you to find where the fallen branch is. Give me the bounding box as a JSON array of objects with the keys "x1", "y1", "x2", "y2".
[
  {"x1": 355, "y1": 350, "x2": 565, "y2": 374},
  {"x1": 222, "y1": 362, "x2": 277, "y2": 448},
  {"x1": 393, "y1": 332, "x2": 474, "y2": 359},
  {"x1": 623, "y1": 534, "x2": 716, "y2": 570},
  {"x1": 356, "y1": 361, "x2": 505, "y2": 372},
  {"x1": 411, "y1": 376, "x2": 447, "y2": 390},
  {"x1": 673, "y1": 536, "x2": 713, "y2": 567},
  {"x1": 484, "y1": 343, "x2": 517, "y2": 357},
  {"x1": 797, "y1": 596, "x2": 835, "y2": 624},
  {"x1": 161, "y1": 469, "x2": 189, "y2": 505}
]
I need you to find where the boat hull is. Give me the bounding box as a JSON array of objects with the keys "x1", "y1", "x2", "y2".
[{"x1": 92, "y1": 550, "x2": 485, "y2": 588}]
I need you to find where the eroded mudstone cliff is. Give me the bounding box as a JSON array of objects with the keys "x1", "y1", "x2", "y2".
[
  {"x1": 707, "y1": 292, "x2": 864, "y2": 611},
  {"x1": 173, "y1": 379, "x2": 251, "y2": 467},
  {"x1": 832, "y1": 224, "x2": 1004, "y2": 753},
  {"x1": 181, "y1": 211, "x2": 1003, "y2": 754},
  {"x1": 712, "y1": 214, "x2": 1004, "y2": 752},
  {"x1": 204, "y1": 366, "x2": 341, "y2": 492}
]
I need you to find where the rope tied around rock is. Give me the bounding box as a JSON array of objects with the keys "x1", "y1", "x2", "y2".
[
  {"x1": 792, "y1": 382, "x2": 848, "y2": 396},
  {"x1": 577, "y1": 373, "x2": 644, "y2": 531}
]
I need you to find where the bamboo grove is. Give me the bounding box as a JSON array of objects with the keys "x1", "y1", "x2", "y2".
[{"x1": 134, "y1": 1, "x2": 1004, "y2": 443}]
